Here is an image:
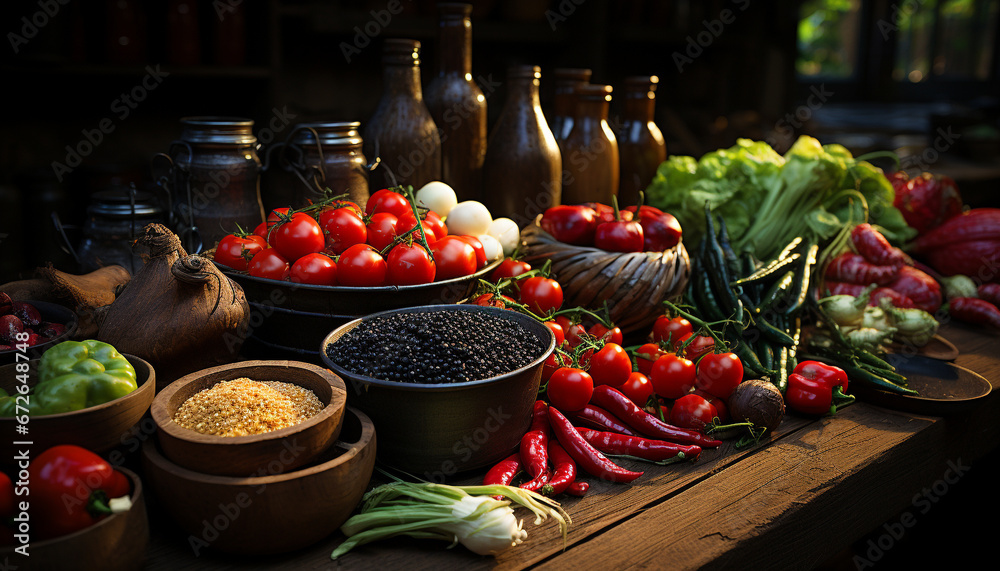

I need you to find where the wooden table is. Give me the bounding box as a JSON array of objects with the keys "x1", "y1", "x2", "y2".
[{"x1": 142, "y1": 322, "x2": 1000, "y2": 570}]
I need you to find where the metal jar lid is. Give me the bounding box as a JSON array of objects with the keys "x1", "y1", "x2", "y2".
[
  {"x1": 88, "y1": 188, "x2": 163, "y2": 218},
  {"x1": 291, "y1": 121, "x2": 363, "y2": 148},
  {"x1": 178, "y1": 116, "x2": 257, "y2": 145}
]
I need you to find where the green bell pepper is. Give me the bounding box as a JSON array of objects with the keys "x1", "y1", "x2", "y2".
[{"x1": 0, "y1": 340, "x2": 137, "y2": 416}]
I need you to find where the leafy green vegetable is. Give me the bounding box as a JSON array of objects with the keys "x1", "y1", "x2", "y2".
[{"x1": 644, "y1": 136, "x2": 916, "y2": 261}]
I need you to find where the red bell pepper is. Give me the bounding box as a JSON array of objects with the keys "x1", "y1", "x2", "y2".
[
  {"x1": 786, "y1": 361, "x2": 856, "y2": 417},
  {"x1": 594, "y1": 197, "x2": 644, "y2": 253},
  {"x1": 29, "y1": 445, "x2": 132, "y2": 540},
  {"x1": 793, "y1": 360, "x2": 850, "y2": 393},
  {"x1": 624, "y1": 204, "x2": 683, "y2": 251},
  {"x1": 540, "y1": 205, "x2": 599, "y2": 245}
]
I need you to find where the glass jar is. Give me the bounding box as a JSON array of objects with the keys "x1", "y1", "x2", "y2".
[{"x1": 77, "y1": 187, "x2": 166, "y2": 274}]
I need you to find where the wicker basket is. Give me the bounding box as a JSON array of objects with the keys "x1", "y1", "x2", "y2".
[{"x1": 519, "y1": 216, "x2": 691, "y2": 334}]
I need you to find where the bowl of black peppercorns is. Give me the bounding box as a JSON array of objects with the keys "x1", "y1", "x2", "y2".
[{"x1": 320, "y1": 304, "x2": 556, "y2": 477}]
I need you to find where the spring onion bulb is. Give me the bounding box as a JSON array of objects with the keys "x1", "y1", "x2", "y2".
[
  {"x1": 879, "y1": 297, "x2": 940, "y2": 347},
  {"x1": 818, "y1": 284, "x2": 875, "y2": 327},
  {"x1": 331, "y1": 479, "x2": 571, "y2": 560}
]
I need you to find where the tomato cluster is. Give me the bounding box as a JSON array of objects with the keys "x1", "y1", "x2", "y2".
[
  {"x1": 213, "y1": 188, "x2": 492, "y2": 287},
  {"x1": 539, "y1": 201, "x2": 683, "y2": 252}
]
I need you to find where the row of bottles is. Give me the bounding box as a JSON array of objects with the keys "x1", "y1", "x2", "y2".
[{"x1": 361, "y1": 3, "x2": 667, "y2": 227}]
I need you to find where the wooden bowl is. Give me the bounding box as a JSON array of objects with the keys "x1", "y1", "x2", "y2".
[
  {"x1": 150, "y1": 360, "x2": 347, "y2": 477},
  {"x1": 142, "y1": 406, "x2": 376, "y2": 555},
  {"x1": 0, "y1": 354, "x2": 155, "y2": 464},
  {"x1": 0, "y1": 466, "x2": 149, "y2": 571},
  {"x1": 519, "y1": 216, "x2": 691, "y2": 334},
  {"x1": 0, "y1": 300, "x2": 79, "y2": 365}
]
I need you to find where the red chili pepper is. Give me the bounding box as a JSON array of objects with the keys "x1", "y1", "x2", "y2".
[
  {"x1": 29, "y1": 445, "x2": 131, "y2": 540},
  {"x1": 567, "y1": 404, "x2": 636, "y2": 436},
  {"x1": 483, "y1": 453, "x2": 521, "y2": 487},
  {"x1": 590, "y1": 385, "x2": 723, "y2": 448},
  {"x1": 850, "y1": 223, "x2": 910, "y2": 267},
  {"x1": 519, "y1": 470, "x2": 551, "y2": 493},
  {"x1": 576, "y1": 427, "x2": 702, "y2": 463},
  {"x1": 547, "y1": 406, "x2": 643, "y2": 483},
  {"x1": 566, "y1": 480, "x2": 589, "y2": 497},
  {"x1": 946, "y1": 297, "x2": 1000, "y2": 329},
  {"x1": 978, "y1": 283, "x2": 1000, "y2": 307},
  {"x1": 519, "y1": 400, "x2": 550, "y2": 480},
  {"x1": 541, "y1": 441, "x2": 577, "y2": 496},
  {"x1": 825, "y1": 252, "x2": 900, "y2": 286}
]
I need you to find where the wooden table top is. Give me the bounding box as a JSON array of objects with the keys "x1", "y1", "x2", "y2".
[{"x1": 141, "y1": 321, "x2": 1000, "y2": 571}]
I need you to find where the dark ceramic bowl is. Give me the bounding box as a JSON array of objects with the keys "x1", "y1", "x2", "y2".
[
  {"x1": 319, "y1": 304, "x2": 555, "y2": 477},
  {"x1": 0, "y1": 300, "x2": 79, "y2": 365}
]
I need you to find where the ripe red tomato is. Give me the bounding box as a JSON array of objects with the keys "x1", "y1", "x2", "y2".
[
  {"x1": 386, "y1": 243, "x2": 436, "y2": 285},
  {"x1": 473, "y1": 292, "x2": 517, "y2": 309},
  {"x1": 255, "y1": 207, "x2": 291, "y2": 245},
  {"x1": 694, "y1": 389, "x2": 729, "y2": 423},
  {"x1": 320, "y1": 207, "x2": 367, "y2": 254},
  {"x1": 670, "y1": 394, "x2": 718, "y2": 431},
  {"x1": 678, "y1": 334, "x2": 715, "y2": 362},
  {"x1": 544, "y1": 320, "x2": 565, "y2": 347},
  {"x1": 588, "y1": 323, "x2": 623, "y2": 346},
  {"x1": 271, "y1": 212, "x2": 325, "y2": 263},
  {"x1": 366, "y1": 212, "x2": 400, "y2": 253},
  {"x1": 651, "y1": 316, "x2": 694, "y2": 349},
  {"x1": 429, "y1": 236, "x2": 478, "y2": 280},
  {"x1": 587, "y1": 342, "x2": 632, "y2": 388},
  {"x1": 635, "y1": 342, "x2": 666, "y2": 375},
  {"x1": 519, "y1": 277, "x2": 563, "y2": 316},
  {"x1": 695, "y1": 352, "x2": 744, "y2": 400},
  {"x1": 620, "y1": 372, "x2": 655, "y2": 406},
  {"x1": 290, "y1": 252, "x2": 338, "y2": 285},
  {"x1": 491, "y1": 258, "x2": 532, "y2": 283},
  {"x1": 214, "y1": 233, "x2": 267, "y2": 271},
  {"x1": 564, "y1": 322, "x2": 588, "y2": 348},
  {"x1": 336, "y1": 244, "x2": 387, "y2": 286},
  {"x1": 456, "y1": 235, "x2": 487, "y2": 269},
  {"x1": 424, "y1": 210, "x2": 448, "y2": 241},
  {"x1": 248, "y1": 248, "x2": 290, "y2": 281},
  {"x1": 545, "y1": 367, "x2": 594, "y2": 412},
  {"x1": 541, "y1": 351, "x2": 571, "y2": 383},
  {"x1": 396, "y1": 211, "x2": 439, "y2": 245},
  {"x1": 649, "y1": 353, "x2": 696, "y2": 399},
  {"x1": 368, "y1": 190, "x2": 412, "y2": 218}
]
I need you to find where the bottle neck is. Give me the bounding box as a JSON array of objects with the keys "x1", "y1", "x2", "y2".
[
  {"x1": 507, "y1": 76, "x2": 541, "y2": 109},
  {"x1": 623, "y1": 94, "x2": 655, "y2": 121},
  {"x1": 438, "y1": 16, "x2": 472, "y2": 76},
  {"x1": 576, "y1": 98, "x2": 609, "y2": 122},
  {"x1": 383, "y1": 64, "x2": 424, "y2": 100}
]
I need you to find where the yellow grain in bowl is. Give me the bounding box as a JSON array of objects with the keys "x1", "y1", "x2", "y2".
[{"x1": 172, "y1": 377, "x2": 324, "y2": 437}]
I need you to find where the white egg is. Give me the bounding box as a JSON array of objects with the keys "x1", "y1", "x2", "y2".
[
  {"x1": 415, "y1": 181, "x2": 458, "y2": 218},
  {"x1": 487, "y1": 217, "x2": 520, "y2": 256},
  {"x1": 477, "y1": 234, "x2": 504, "y2": 262},
  {"x1": 446, "y1": 200, "x2": 493, "y2": 237}
]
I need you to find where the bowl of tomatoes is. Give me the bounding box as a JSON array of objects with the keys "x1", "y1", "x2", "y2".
[{"x1": 209, "y1": 186, "x2": 504, "y2": 359}]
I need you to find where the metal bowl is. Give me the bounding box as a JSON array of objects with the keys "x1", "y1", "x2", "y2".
[{"x1": 319, "y1": 304, "x2": 555, "y2": 478}]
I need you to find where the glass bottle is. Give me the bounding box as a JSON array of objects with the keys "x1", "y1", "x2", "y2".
[
  {"x1": 424, "y1": 3, "x2": 487, "y2": 203},
  {"x1": 550, "y1": 68, "x2": 592, "y2": 143},
  {"x1": 561, "y1": 84, "x2": 619, "y2": 206},
  {"x1": 363, "y1": 39, "x2": 442, "y2": 192},
  {"x1": 481, "y1": 65, "x2": 562, "y2": 226},
  {"x1": 617, "y1": 76, "x2": 667, "y2": 207}
]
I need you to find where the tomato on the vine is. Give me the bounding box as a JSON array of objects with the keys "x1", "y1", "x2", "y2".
[
  {"x1": 541, "y1": 351, "x2": 571, "y2": 383},
  {"x1": 694, "y1": 352, "x2": 744, "y2": 400},
  {"x1": 694, "y1": 389, "x2": 730, "y2": 423},
  {"x1": 424, "y1": 210, "x2": 448, "y2": 241},
  {"x1": 366, "y1": 212, "x2": 400, "y2": 253},
  {"x1": 649, "y1": 353, "x2": 696, "y2": 399},
  {"x1": 563, "y1": 321, "x2": 588, "y2": 348},
  {"x1": 214, "y1": 233, "x2": 267, "y2": 271},
  {"x1": 491, "y1": 258, "x2": 531, "y2": 284},
  {"x1": 320, "y1": 207, "x2": 367, "y2": 254},
  {"x1": 472, "y1": 292, "x2": 517, "y2": 309},
  {"x1": 396, "y1": 211, "x2": 438, "y2": 245},
  {"x1": 544, "y1": 320, "x2": 565, "y2": 347},
  {"x1": 519, "y1": 277, "x2": 563, "y2": 316},
  {"x1": 588, "y1": 323, "x2": 623, "y2": 346},
  {"x1": 255, "y1": 207, "x2": 291, "y2": 245},
  {"x1": 678, "y1": 334, "x2": 715, "y2": 362},
  {"x1": 385, "y1": 242, "x2": 435, "y2": 285},
  {"x1": 545, "y1": 367, "x2": 593, "y2": 412},
  {"x1": 429, "y1": 235, "x2": 478, "y2": 280},
  {"x1": 336, "y1": 243, "x2": 387, "y2": 286},
  {"x1": 587, "y1": 342, "x2": 632, "y2": 388},
  {"x1": 651, "y1": 316, "x2": 693, "y2": 348},
  {"x1": 456, "y1": 235, "x2": 487, "y2": 269},
  {"x1": 635, "y1": 342, "x2": 666, "y2": 375},
  {"x1": 290, "y1": 252, "x2": 338, "y2": 285},
  {"x1": 367, "y1": 189, "x2": 412, "y2": 218},
  {"x1": 248, "y1": 248, "x2": 290, "y2": 281},
  {"x1": 619, "y1": 372, "x2": 655, "y2": 406},
  {"x1": 670, "y1": 394, "x2": 718, "y2": 431},
  {"x1": 271, "y1": 212, "x2": 325, "y2": 262}
]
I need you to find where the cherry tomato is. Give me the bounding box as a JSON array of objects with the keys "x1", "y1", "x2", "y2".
[
  {"x1": 214, "y1": 233, "x2": 267, "y2": 271},
  {"x1": 472, "y1": 292, "x2": 517, "y2": 309},
  {"x1": 336, "y1": 243, "x2": 387, "y2": 286},
  {"x1": 320, "y1": 207, "x2": 367, "y2": 254},
  {"x1": 545, "y1": 367, "x2": 594, "y2": 412},
  {"x1": 430, "y1": 235, "x2": 478, "y2": 280},
  {"x1": 424, "y1": 210, "x2": 448, "y2": 241},
  {"x1": 271, "y1": 212, "x2": 325, "y2": 263},
  {"x1": 367, "y1": 189, "x2": 411, "y2": 218},
  {"x1": 649, "y1": 353, "x2": 696, "y2": 399},
  {"x1": 587, "y1": 342, "x2": 632, "y2": 388},
  {"x1": 455, "y1": 234, "x2": 488, "y2": 269},
  {"x1": 386, "y1": 242, "x2": 436, "y2": 285},
  {"x1": 519, "y1": 277, "x2": 563, "y2": 316},
  {"x1": 539, "y1": 205, "x2": 598, "y2": 245},
  {"x1": 366, "y1": 212, "x2": 400, "y2": 253},
  {"x1": 290, "y1": 252, "x2": 338, "y2": 285},
  {"x1": 541, "y1": 351, "x2": 571, "y2": 383},
  {"x1": 635, "y1": 342, "x2": 666, "y2": 375},
  {"x1": 564, "y1": 322, "x2": 588, "y2": 348},
  {"x1": 588, "y1": 323, "x2": 623, "y2": 346},
  {"x1": 694, "y1": 389, "x2": 729, "y2": 423},
  {"x1": 695, "y1": 352, "x2": 744, "y2": 400},
  {"x1": 544, "y1": 321, "x2": 565, "y2": 347},
  {"x1": 255, "y1": 207, "x2": 291, "y2": 245},
  {"x1": 248, "y1": 248, "x2": 290, "y2": 281},
  {"x1": 396, "y1": 211, "x2": 439, "y2": 245},
  {"x1": 670, "y1": 393, "x2": 718, "y2": 431},
  {"x1": 678, "y1": 334, "x2": 715, "y2": 362},
  {"x1": 491, "y1": 258, "x2": 532, "y2": 284},
  {"x1": 619, "y1": 372, "x2": 655, "y2": 406},
  {"x1": 594, "y1": 219, "x2": 644, "y2": 252},
  {"x1": 651, "y1": 316, "x2": 693, "y2": 349}
]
